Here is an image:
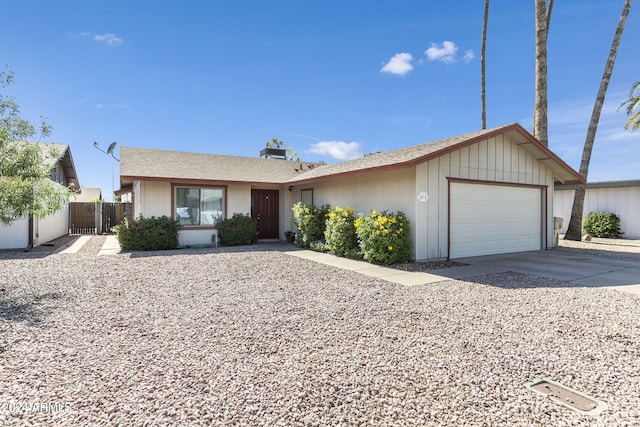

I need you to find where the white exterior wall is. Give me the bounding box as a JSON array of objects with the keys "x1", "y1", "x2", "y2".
[
  {"x1": 34, "y1": 202, "x2": 70, "y2": 246},
  {"x1": 554, "y1": 186, "x2": 640, "y2": 238},
  {"x1": 137, "y1": 181, "x2": 172, "y2": 218},
  {"x1": 289, "y1": 168, "x2": 415, "y2": 253},
  {"x1": 134, "y1": 180, "x2": 255, "y2": 246},
  {"x1": 288, "y1": 134, "x2": 555, "y2": 261},
  {"x1": 280, "y1": 186, "x2": 295, "y2": 239},
  {"x1": 0, "y1": 218, "x2": 29, "y2": 249},
  {"x1": 227, "y1": 185, "x2": 251, "y2": 216},
  {"x1": 414, "y1": 133, "x2": 554, "y2": 260},
  {"x1": 0, "y1": 204, "x2": 70, "y2": 249}
]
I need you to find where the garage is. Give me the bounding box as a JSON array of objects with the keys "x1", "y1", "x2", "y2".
[{"x1": 449, "y1": 181, "x2": 544, "y2": 259}]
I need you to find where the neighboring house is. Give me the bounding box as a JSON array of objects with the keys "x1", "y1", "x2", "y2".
[
  {"x1": 71, "y1": 187, "x2": 103, "y2": 203},
  {"x1": 118, "y1": 123, "x2": 583, "y2": 260},
  {"x1": 554, "y1": 180, "x2": 640, "y2": 239},
  {"x1": 0, "y1": 143, "x2": 80, "y2": 250}
]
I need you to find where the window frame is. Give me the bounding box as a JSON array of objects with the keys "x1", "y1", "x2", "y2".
[
  {"x1": 300, "y1": 188, "x2": 314, "y2": 205},
  {"x1": 172, "y1": 184, "x2": 227, "y2": 229}
]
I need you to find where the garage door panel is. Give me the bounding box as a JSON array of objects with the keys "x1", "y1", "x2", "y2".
[{"x1": 450, "y1": 183, "x2": 542, "y2": 258}]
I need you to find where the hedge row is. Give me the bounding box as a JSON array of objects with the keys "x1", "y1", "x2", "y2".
[{"x1": 292, "y1": 202, "x2": 411, "y2": 265}]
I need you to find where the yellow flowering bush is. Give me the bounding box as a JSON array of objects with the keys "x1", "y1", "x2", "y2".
[
  {"x1": 292, "y1": 202, "x2": 329, "y2": 248},
  {"x1": 355, "y1": 210, "x2": 411, "y2": 264},
  {"x1": 324, "y1": 206, "x2": 360, "y2": 258}
]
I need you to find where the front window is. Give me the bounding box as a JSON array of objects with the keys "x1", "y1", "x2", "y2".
[{"x1": 175, "y1": 187, "x2": 224, "y2": 226}]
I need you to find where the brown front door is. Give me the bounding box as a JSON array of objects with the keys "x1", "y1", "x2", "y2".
[{"x1": 251, "y1": 189, "x2": 279, "y2": 239}]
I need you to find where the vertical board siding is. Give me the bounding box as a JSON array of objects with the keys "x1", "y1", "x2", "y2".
[
  {"x1": 554, "y1": 186, "x2": 640, "y2": 238},
  {"x1": 412, "y1": 132, "x2": 554, "y2": 260},
  {"x1": 487, "y1": 137, "x2": 496, "y2": 181},
  {"x1": 427, "y1": 158, "x2": 441, "y2": 259}
]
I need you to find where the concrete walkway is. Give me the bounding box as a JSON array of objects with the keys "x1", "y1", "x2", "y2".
[
  {"x1": 282, "y1": 247, "x2": 640, "y2": 295},
  {"x1": 281, "y1": 248, "x2": 450, "y2": 286},
  {"x1": 57, "y1": 235, "x2": 92, "y2": 254},
  {"x1": 98, "y1": 235, "x2": 121, "y2": 256}
]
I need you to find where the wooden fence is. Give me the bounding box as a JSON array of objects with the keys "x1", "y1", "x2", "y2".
[{"x1": 69, "y1": 202, "x2": 131, "y2": 234}]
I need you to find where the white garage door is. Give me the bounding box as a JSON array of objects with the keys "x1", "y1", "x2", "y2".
[{"x1": 450, "y1": 182, "x2": 543, "y2": 259}]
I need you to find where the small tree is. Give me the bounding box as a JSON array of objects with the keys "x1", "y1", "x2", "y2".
[
  {"x1": 0, "y1": 67, "x2": 70, "y2": 224},
  {"x1": 565, "y1": 0, "x2": 632, "y2": 241}
]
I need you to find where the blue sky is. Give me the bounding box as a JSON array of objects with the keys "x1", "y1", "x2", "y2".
[{"x1": 3, "y1": 1, "x2": 639, "y2": 200}]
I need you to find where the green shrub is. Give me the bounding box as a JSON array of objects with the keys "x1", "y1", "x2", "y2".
[
  {"x1": 114, "y1": 215, "x2": 181, "y2": 251},
  {"x1": 309, "y1": 240, "x2": 328, "y2": 252},
  {"x1": 583, "y1": 212, "x2": 622, "y2": 238},
  {"x1": 216, "y1": 213, "x2": 257, "y2": 246},
  {"x1": 292, "y1": 202, "x2": 329, "y2": 248},
  {"x1": 324, "y1": 206, "x2": 360, "y2": 258},
  {"x1": 355, "y1": 210, "x2": 411, "y2": 265}
]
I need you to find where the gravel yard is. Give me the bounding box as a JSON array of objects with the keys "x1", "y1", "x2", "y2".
[{"x1": 1, "y1": 246, "x2": 639, "y2": 426}]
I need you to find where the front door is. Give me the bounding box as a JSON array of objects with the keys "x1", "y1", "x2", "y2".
[{"x1": 251, "y1": 189, "x2": 279, "y2": 239}]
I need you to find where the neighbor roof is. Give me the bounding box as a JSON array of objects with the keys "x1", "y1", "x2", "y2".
[
  {"x1": 36, "y1": 142, "x2": 80, "y2": 189},
  {"x1": 71, "y1": 187, "x2": 103, "y2": 202},
  {"x1": 286, "y1": 123, "x2": 584, "y2": 185},
  {"x1": 556, "y1": 179, "x2": 640, "y2": 191},
  {"x1": 119, "y1": 147, "x2": 320, "y2": 186}
]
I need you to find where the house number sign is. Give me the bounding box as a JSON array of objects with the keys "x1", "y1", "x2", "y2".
[{"x1": 417, "y1": 192, "x2": 429, "y2": 202}]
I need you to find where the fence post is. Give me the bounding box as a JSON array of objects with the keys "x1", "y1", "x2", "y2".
[{"x1": 95, "y1": 202, "x2": 103, "y2": 235}]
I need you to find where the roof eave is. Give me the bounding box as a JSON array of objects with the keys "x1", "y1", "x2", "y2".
[
  {"x1": 120, "y1": 175, "x2": 285, "y2": 188},
  {"x1": 288, "y1": 123, "x2": 585, "y2": 186}
]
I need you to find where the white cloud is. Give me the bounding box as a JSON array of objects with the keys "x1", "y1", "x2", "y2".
[
  {"x1": 74, "y1": 31, "x2": 123, "y2": 46},
  {"x1": 380, "y1": 53, "x2": 414, "y2": 75},
  {"x1": 93, "y1": 33, "x2": 123, "y2": 46},
  {"x1": 463, "y1": 49, "x2": 476, "y2": 63},
  {"x1": 308, "y1": 141, "x2": 363, "y2": 161},
  {"x1": 95, "y1": 102, "x2": 130, "y2": 110},
  {"x1": 425, "y1": 41, "x2": 458, "y2": 64}
]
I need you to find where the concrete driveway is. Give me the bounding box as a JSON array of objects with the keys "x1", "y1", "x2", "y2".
[{"x1": 439, "y1": 250, "x2": 640, "y2": 295}]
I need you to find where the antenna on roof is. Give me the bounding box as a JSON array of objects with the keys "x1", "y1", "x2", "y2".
[{"x1": 93, "y1": 141, "x2": 119, "y2": 162}]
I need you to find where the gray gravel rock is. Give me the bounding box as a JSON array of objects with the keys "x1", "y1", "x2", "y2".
[{"x1": 1, "y1": 248, "x2": 638, "y2": 426}]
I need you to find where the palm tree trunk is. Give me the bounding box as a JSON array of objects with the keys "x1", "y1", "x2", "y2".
[
  {"x1": 533, "y1": 0, "x2": 553, "y2": 147},
  {"x1": 564, "y1": 0, "x2": 632, "y2": 241},
  {"x1": 481, "y1": 0, "x2": 490, "y2": 129}
]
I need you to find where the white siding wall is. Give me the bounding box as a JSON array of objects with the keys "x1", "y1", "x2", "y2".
[
  {"x1": 0, "y1": 218, "x2": 29, "y2": 249},
  {"x1": 227, "y1": 185, "x2": 251, "y2": 216},
  {"x1": 281, "y1": 186, "x2": 295, "y2": 238},
  {"x1": 290, "y1": 168, "x2": 416, "y2": 254},
  {"x1": 0, "y1": 203, "x2": 70, "y2": 249},
  {"x1": 288, "y1": 134, "x2": 555, "y2": 261},
  {"x1": 414, "y1": 134, "x2": 554, "y2": 260},
  {"x1": 34, "y1": 202, "x2": 70, "y2": 246},
  {"x1": 554, "y1": 186, "x2": 640, "y2": 238},
  {"x1": 139, "y1": 181, "x2": 172, "y2": 218},
  {"x1": 134, "y1": 180, "x2": 255, "y2": 246}
]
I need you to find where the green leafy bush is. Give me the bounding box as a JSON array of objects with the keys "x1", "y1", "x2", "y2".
[
  {"x1": 324, "y1": 206, "x2": 360, "y2": 258},
  {"x1": 216, "y1": 213, "x2": 257, "y2": 246},
  {"x1": 583, "y1": 212, "x2": 622, "y2": 238},
  {"x1": 292, "y1": 202, "x2": 329, "y2": 248},
  {"x1": 355, "y1": 210, "x2": 411, "y2": 264},
  {"x1": 114, "y1": 215, "x2": 181, "y2": 251}
]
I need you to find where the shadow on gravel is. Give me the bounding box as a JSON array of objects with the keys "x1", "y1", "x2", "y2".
[
  {"x1": 0, "y1": 235, "x2": 81, "y2": 260},
  {"x1": 468, "y1": 271, "x2": 583, "y2": 290},
  {"x1": 0, "y1": 251, "x2": 55, "y2": 260},
  {"x1": 0, "y1": 292, "x2": 64, "y2": 326},
  {"x1": 126, "y1": 243, "x2": 289, "y2": 258}
]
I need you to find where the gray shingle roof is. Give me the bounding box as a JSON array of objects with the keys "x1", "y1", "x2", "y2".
[
  {"x1": 35, "y1": 142, "x2": 80, "y2": 188},
  {"x1": 119, "y1": 147, "x2": 319, "y2": 185},
  {"x1": 119, "y1": 124, "x2": 584, "y2": 186},
  {"x1": 285, "y1": 123, "x2": 583, "y2": 185}
]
